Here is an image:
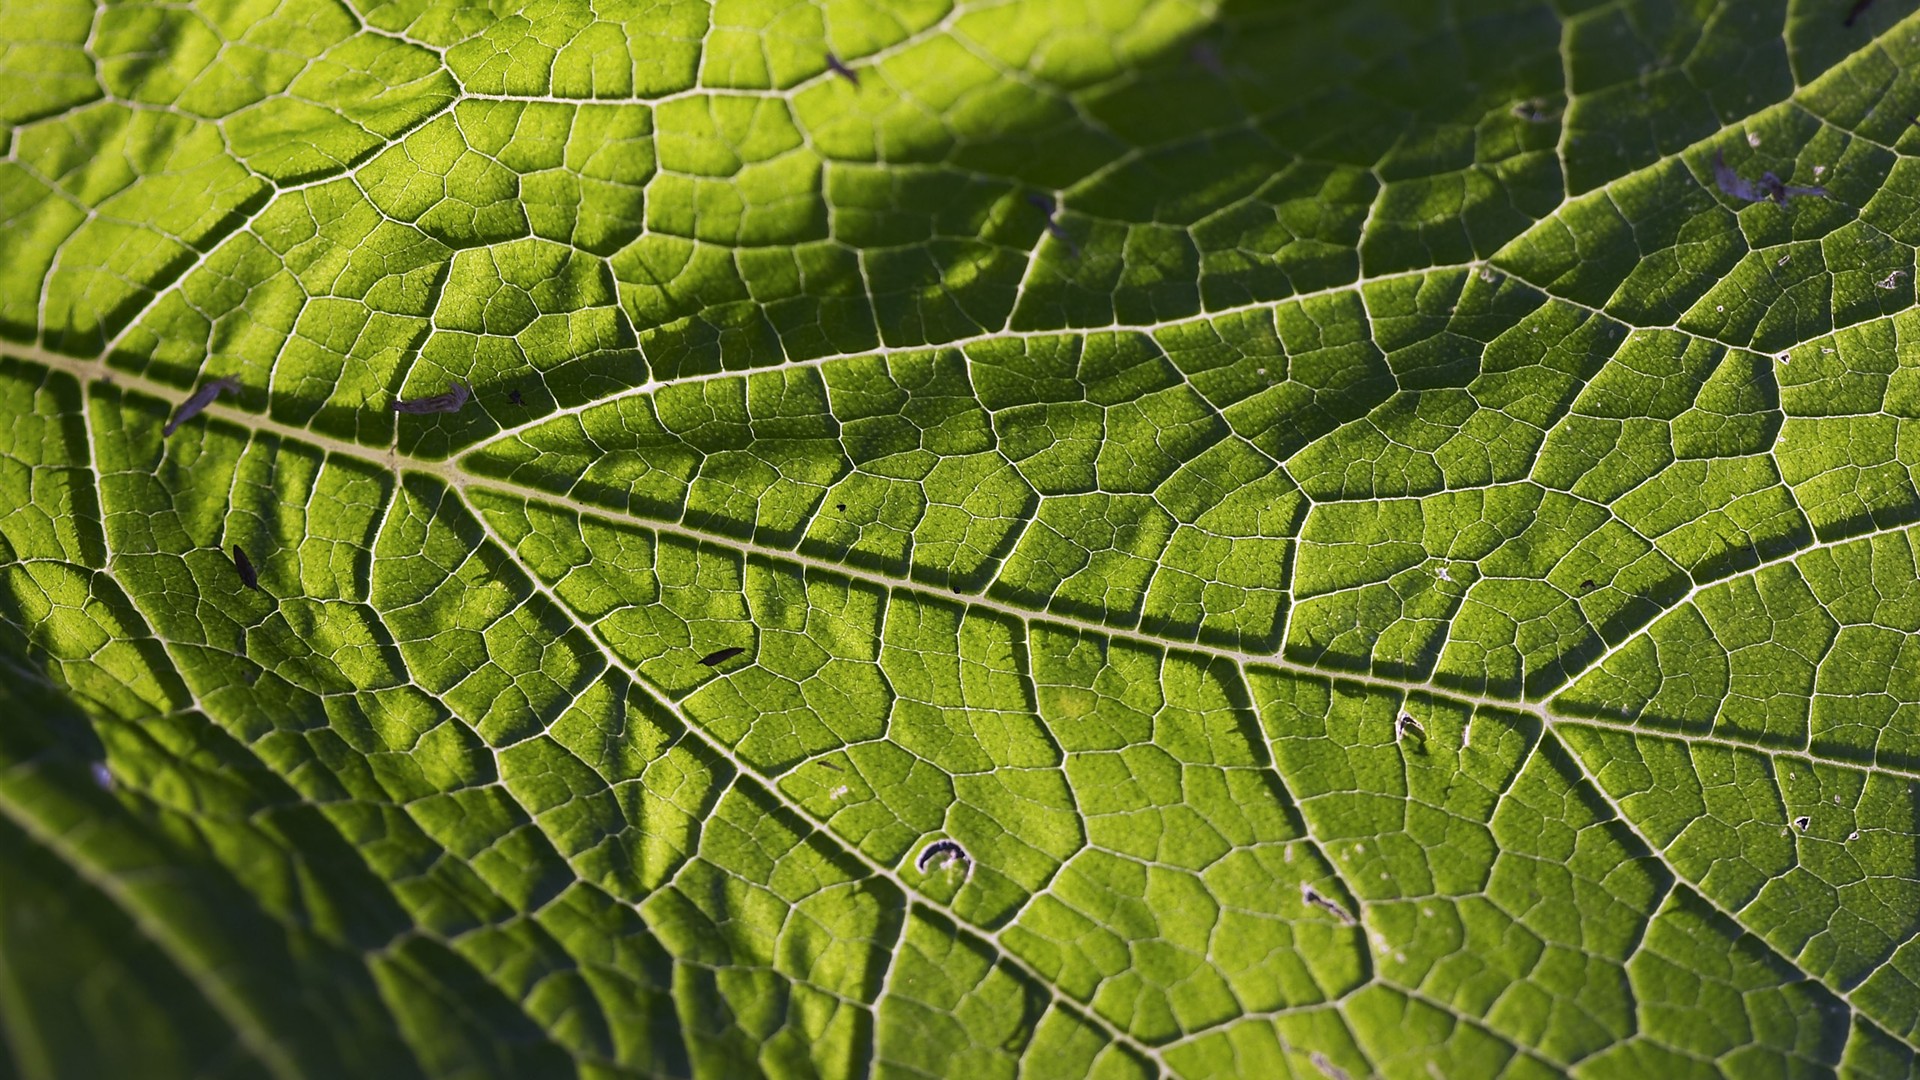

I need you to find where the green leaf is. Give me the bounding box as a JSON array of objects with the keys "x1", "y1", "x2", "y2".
[{"x1": 5, "y1": 0, "x2": 1920, "y2": 1076}]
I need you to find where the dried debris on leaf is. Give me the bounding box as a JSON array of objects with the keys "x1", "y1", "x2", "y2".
[
  {"x1": 390, "y1": 382, "x2": 472, "y2": 415},
  {"x1": 916, "y1": 838, "x2": 969, "y2": 873},
  {"x1": 1310, "y1": 1053, "x2": 1352, "y2": 1080},
  {"x1": 1712, "y1": 150, "x2": 1828, "y2": 205},
  {"x1": 1301, "y1": 883, "x2": 1356, "y2": 925},
  {"x1": 163, "y1": 377, "x2": 240, "y2": 437},
  {"x1": 699, "y1": 646, "x2": 746, "y2": 668},
  {"x1": 1395, "y1": 714, "x2": 1425, "y2": 745}
]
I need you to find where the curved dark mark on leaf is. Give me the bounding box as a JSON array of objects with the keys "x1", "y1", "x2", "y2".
[
  {"x1": 818, "y1": 759, "x2": 843, "y2": 772},
  {"x1": 1301, "y1": 883, "x2": 1356, "y2": 925},
  {"x1": 1310, "y1": 1052, "x2": 1352, "y2": 1080},
  {"x1": 390, "y1": 382, "x2": 471, "y2": 414},
  {"x1": 1712, "y1": 150, "x2": 1828, "y2": 205},
  {"x1": 232, "y1": 544, "x2": 259, "y2": 591},
  {"x1": 1845, "y1": 0, "x2": 1877, "y2": 27},
  {"x1": 916, "y1": 838, "x2": 969, "y2": 873},
  {"x1": 825, "y1": 53, "x2": 859, "y2": 85},
  {"x1": 162, "y1": 377, "x2": 240, "y2": 437},
  {"x1": 699, "y1": 646, "x2": 746, "y2": 668}
]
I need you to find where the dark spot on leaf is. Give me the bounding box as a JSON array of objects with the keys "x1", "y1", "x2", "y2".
[
  {"x1": 825, "y1": 53, "x2": 858, "y2": 85},
  {"x1": 1580, "y1": 579, "x2": 1597, "y2": 591},
  {"x1": 819, "y1": 760, "x2": 843, "y2": 772},
  {"x1": 916, "y1": 838, "x2": 969, "y2": 873},
  {"x1": 1794, "y1": 815, "x2": 1811, "y2": 832},
  {"x1": 699, "y1": 646, "x2": 746, "y2": 668},
  {"x1": 243, "y1": 667, "x2": 260, "y2": 685},
  {"x1": 1188, "y1": 41, "x2": 1224, "y2": 77},
  {"x1": 232, "y1": 544, "x2": 259, "y2": 591},
  {"x1": 836, "y1": 503, "x2": 847, "y2": 511},
  {"x1": 508, "y1": 389, "x2": 524, "y2": 405}
]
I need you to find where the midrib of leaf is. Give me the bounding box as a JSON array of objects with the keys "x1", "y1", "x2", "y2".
[{"x1": 18, "y1": 331, "x2": 1919, "y2": 766}]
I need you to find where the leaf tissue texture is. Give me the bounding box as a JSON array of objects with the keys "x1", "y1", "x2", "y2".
[{"x1": 10, "y1": 0, "x2": 1920, "y2": 1076}]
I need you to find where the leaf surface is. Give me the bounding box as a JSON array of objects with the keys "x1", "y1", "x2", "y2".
[{"x1": 5, "y1": 1, "x2": 1920, "y2": 1076}]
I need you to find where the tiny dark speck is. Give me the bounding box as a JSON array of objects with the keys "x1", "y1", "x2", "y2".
[
  {"x1": 232, "y1": 544, "x2": 259, "y2": 591},
  {"x1": 699, "y1": 646, "x2": 746, "y2": 668},
  {"x1": 1794, "y1": 815, "x2": 1811, "y2": 832},
  {"x1": 508, "y1": 389, "x2": 524, "y2": 405},
  {"x1": 1580, "y1": 579, "x2": 1597, "y2": 591},
  {"x1": 836, "y1": 503, "x2": 847, "y2": 511}
]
